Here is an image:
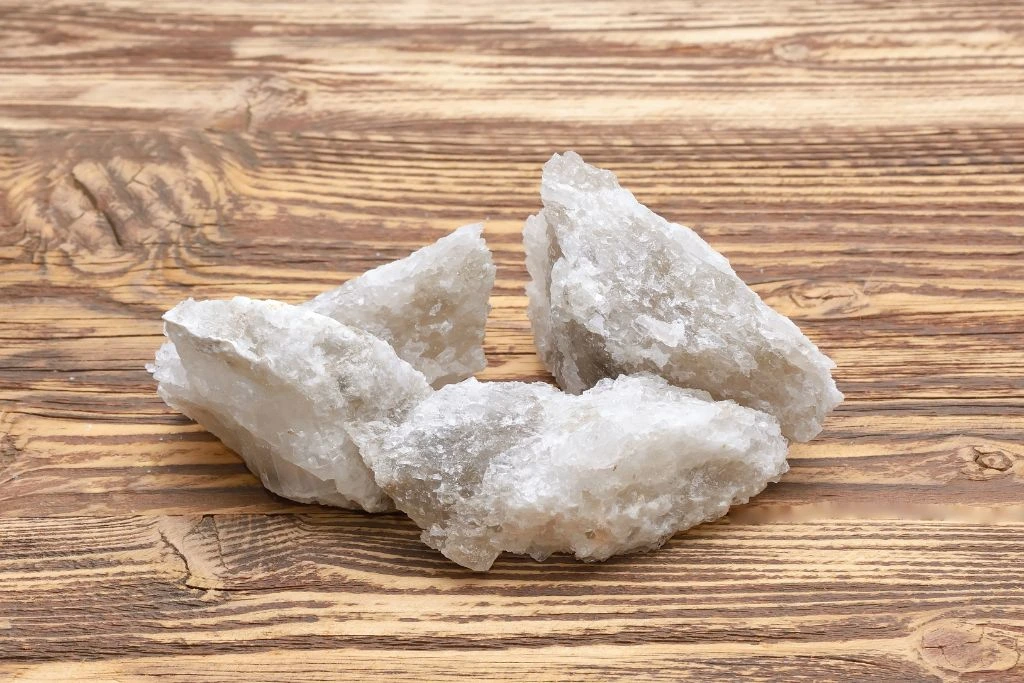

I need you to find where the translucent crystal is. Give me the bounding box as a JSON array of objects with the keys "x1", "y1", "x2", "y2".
[
  {"x1": 524, "y1": 152, "x2": 842, "y2": 441},
  {"x1": 150, "y1": 224, "x2": 493, "y2": 508},
  {"x1": 304, "y1": 223, "x2": 495, "y2": 387},
  {"x1": 151, "y1": 297, "x2": 432, "y2": 511},
  {"x1": 358, "y1": 374, "x2": 788, "y2": 571}
]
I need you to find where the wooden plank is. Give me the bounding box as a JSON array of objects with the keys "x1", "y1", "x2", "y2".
[
  {"x1": 0, "y1": 515, "x2": 1022, "y2": 681},
  {"x1": 2, "y1": 1, "x2": 1024, "y2": 132},
  {"x1": 1, "y1": 0, "x2": 1022, "y2": 679}
]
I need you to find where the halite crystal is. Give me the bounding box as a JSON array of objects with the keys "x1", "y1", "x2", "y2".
[
  {"x1": 524, "y1": 152, "x2": 842, "y2": 441},
  {"x1": 304, "y1": 223, "x2": 495, "y2": 388},
  {"x1": 150, "y1": 225, "x2": 493, "y2": 508},
  {"x1": 358, "y1": 374, "x2": 788, "y2": 571},
  {"x1": 152, "y1": 297, "x2": 431, "y2": 511}
]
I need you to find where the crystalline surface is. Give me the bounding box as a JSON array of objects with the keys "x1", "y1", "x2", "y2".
[
  {"x1": 150, "y1": 297, "x2": 432, "y2": 511},
  {"x1": 524, "y1": 152, "x2": 843, "y2": 441},
  {"x1": 303, "y1": 223, "x2": 495, "y2": 388},
  {"x1": 358, "y1": 374, "x2": 788, "y2": 571},
  {"x1": 150, "y1": 225, "x2": 493, "y2": 508}
]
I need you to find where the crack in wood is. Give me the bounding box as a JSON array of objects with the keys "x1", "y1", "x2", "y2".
[{"x1": 68, "y1": 169, "x2": 124, "y2": 249}]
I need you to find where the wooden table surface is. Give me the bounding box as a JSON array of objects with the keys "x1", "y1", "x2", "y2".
[{"x1": 1, "y1": 1, "x2": 1023, "y2": 680}]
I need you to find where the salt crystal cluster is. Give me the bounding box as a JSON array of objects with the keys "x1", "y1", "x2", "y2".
[
  {"x1": 524, "y1": 152, "x2": 842, "y2": 441},
  {"x1": 359, "y1": 375, "x2": 788, "y2": 571},
  {"x1": 150, "y1": 155, "x2": 843, "y2": 572},
  {"x1": 152, "y1": 297, "x2": 431, "y2": 511}
]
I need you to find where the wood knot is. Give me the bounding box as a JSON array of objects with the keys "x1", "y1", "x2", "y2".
[
  {"x1": 761, "y1": 280, "x2": 871, "y2": 319},
  {"x1": 9, "y1": 130, "x2": 256, "y2": 258},
  {"x1": 773, "y1": 42, "x2": 810, "y2": 62},
  {"x1": 975, "y1": 448, "x2": 1013, "y2": 472},
  {"x1": 959, "y1": 443, "x2": 1020, "y2": 481},
  {"x1": 918, "y1": 619, "x2": 1022, "y2": 675}
]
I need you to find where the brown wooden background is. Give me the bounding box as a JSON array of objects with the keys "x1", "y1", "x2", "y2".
[{"x1": 1, "y1": 1, "x2": 1023, "y2": 680}]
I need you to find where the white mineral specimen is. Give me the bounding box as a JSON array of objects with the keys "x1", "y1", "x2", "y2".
[
  {"x1": 358, "y1": 374, "x2": 788, "y2": 571},
  {"x1": 524, "y1": 152, "x2": 843, "y2": 441},
  {"x1": 150, "y1": 297, "x2": 432, "y2": 511},
  {"x1": 304, "y1": 223, "x2": 495, "y2": 387},
  {"x1": 150, "y1": 224, "x2": 494, "y2": 508}
]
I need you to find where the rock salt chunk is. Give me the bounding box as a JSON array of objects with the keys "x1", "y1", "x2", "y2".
[
  {"x1": 524, "y1": 152, "x2": 842, "y2": 441},
  {"x1": 359, "y1": 374, "x2": 788, "y2": 571},
  {"x1": 150, "y1": 224, "x2": 493, "y2": 508},
  {"x1": 151, "y1": 297, "x2": 432, "y2": 511}
]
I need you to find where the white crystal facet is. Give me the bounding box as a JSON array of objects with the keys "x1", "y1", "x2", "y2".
[
  {"x1": 359, "y1": 374, "x2": 789, "y2": 571},
  {"x1": 524, "y1": 152, "x2": 843, "y2": 441},
  {"x1": 304, "y1": 223, "x2": 495, "y2": 387},
  {"x1": 151, "y1": 297, "x2": 432, "y2": 511}
]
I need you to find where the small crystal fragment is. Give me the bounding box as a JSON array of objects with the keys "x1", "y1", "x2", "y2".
[
  {"x1": 358, "y1": 374, "x2": 788, "y2": 571},
  {"x1": 304, "y1": 223, "x2": 495, "y2": 387},
  {"x1": 151, "y1": 297, "x2": 432, "y2": 511},
  {"x1": 524, "y1": 152, "x2": 842, "y2": 441}
]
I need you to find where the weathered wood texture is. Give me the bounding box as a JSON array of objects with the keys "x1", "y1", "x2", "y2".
[{"x1": 1, "y1": 0, "x2": 1022, "y2": 680}]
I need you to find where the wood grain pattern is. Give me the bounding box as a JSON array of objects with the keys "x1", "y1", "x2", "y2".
[{"x1": 1, "y1": 0, "x2": 1022, "y2": 680}]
